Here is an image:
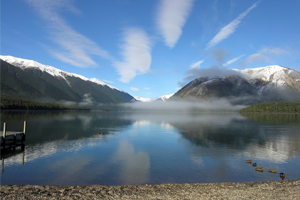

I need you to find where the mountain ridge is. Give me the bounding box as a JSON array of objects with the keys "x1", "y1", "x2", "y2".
[
  {"x1": 0, "y1": 55, "x2": 123, "y2": 92},
  {"x1": 172, "y1": 65, "x2": 300, "y2": 104},
  {"x1": 0, "y1": 55, "x2": 134, "y2": 104}
]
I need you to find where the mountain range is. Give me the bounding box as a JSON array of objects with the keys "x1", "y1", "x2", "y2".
[
  {"x1": 1, "y1": 55, "x2": 299, "y2": 106},
  {"x1": 0, "y1": 55, "x2": 134, "y2": 104},
  {"x1": 171, "y1": 65, "x2": 300, "y2": 104}
]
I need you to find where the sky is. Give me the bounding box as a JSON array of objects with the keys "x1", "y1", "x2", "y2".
[{"x1": 1, "y1": 0, "x2": 300, "y2": 99}]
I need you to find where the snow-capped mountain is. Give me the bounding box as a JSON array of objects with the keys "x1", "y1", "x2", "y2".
[
  {"x1": 134, "y1": 93, "x2": 174, "y2": 102},
  {"x1": 237, "y1": 65, "x2": 300, "y2": 95},
  {"x1": 0, "y1": 55, "x2": 122, "y2": 92},
  {"x1": 0, "y1": 55, "x2": 134, "y2": 103},
  {"x1": 172, "y1": 65, "x2": 300, "y2": 104},
  {"x1": 156, "y1": 93, "x2": 174, "y2": 101},
  {"x1": 134, "y1": 96, "x2": 153, "y2": 102}
]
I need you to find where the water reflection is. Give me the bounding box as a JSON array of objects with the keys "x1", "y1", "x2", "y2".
[
  {"x1": 0, "y1": 111, "x2": 299, "y2": 185},
  {"x1": 112, "y1": 141, "x2": 150, "y2": 185}
]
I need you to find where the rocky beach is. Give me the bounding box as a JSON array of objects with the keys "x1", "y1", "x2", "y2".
[{"x1": 1, "y1": 179, "x2": 299, "y2": 199}]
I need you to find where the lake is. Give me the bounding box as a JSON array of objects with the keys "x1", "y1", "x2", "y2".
[{"x1": 1, "y1": 110, "x2": 300, "y2": 186}]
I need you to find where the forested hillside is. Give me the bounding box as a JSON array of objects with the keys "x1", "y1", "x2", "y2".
[{"x1": 240, "y1": 100, "x2": 300, "y2": 113}]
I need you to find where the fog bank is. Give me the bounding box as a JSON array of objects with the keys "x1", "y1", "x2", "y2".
[{"x1": 121, "y1": 98, "x2": 246, "y2": 112}]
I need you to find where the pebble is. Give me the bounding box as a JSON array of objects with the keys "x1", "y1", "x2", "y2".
[{"x1": 1, "y1": 180, "x2": 299, "y2": 199}]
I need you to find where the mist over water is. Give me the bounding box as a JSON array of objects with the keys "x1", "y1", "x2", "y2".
[{"x1": 121, "y1": 98, "x2": 246, "y2": 112}]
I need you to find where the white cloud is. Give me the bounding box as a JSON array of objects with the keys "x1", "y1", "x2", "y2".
[
  {"x1": 259, "y1": 47, "x2": 289, "y2": 56},
  {"x1": 223, "y1": 54, "x2": 245, "y2": 67},
  {"x1": 190, "y1": 60, "x2": 204, "y2": 69},
  {"x1": 25, "y1": 0, "x2": 113, "y2": 68},
  {"x1": 113, "y1": 28, "x2": 152, "y2": 83},
  {"x1": 242, "y1": 47, "x2": 289, "y2": 66},
  {"x1": 179, "y1": 65, "x2": 245, "y2": 87},
  {"x1": 246, "y1": 53, "x2": 269, "y2": 64},
  {"x1": 206, "y1": 2, "x2": 258, "y2": 49},
  {"x1": 130, "y1": 87, "x2": 139, "y2": 91},
  {"x1": 156, "y1": 0, "x2": 194, "y2": 48},
  {"x1": 144, "y1": 87, "x2": 150, "y2": 90}
]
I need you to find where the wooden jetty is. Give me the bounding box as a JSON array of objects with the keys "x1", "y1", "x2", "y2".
[
  {"x1": 0, "y1": 121, "x2": 26, "y2": 151},
  {"x1": 0, "y1": 121, "x2": 26, "y2": 173}
]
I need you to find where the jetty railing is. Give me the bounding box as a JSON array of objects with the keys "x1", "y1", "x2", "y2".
[
  {"x1": 1, "y1": 121, "x2": 27, "y2": 173},
  {"x1": 1, "y1": 121, "x2": 26, "y2": 151}
]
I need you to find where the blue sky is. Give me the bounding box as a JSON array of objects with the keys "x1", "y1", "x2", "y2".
[{"x1": 1, "y1": 0, "x2": 300, "y2": 99}]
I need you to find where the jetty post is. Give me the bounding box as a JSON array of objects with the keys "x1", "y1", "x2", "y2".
[
  {"x1": 1, "y1": 158, "x2": 3, "y2": 174},
  {"x1": 3, "y1": 122, "x2": 6, "y2": 138},
  {"x1": 22, "y1": 121, "x2": 26, "y2": 144},
  {"x1": 2, "y1": 122, "x2": 6, "y2": 147},
  {"x1": 23, "y1": 121, "x2": 26, "y2": 134}
]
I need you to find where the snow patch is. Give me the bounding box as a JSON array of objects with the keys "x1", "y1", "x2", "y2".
[{"x1": 158, "y1": 93, "x2": 174, "y2": 101}]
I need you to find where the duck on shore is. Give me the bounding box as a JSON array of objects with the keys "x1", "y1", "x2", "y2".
[{"x1": 280, "y1": 173, "x2": 285, "y2": 180}]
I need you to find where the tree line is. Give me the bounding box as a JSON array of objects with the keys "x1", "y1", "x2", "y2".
[
  {"x1": 1, "y1": 96, "x2": 90, "y2": 110},
  {"x1": 240, "y1": 99, "x2": 300, "y2": 113}
]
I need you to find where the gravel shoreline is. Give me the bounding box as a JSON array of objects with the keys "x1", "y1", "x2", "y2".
[{"x1": 1, "y1": 180, "x2": 299, "y2": 199}]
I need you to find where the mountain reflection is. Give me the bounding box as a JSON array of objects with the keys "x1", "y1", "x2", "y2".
[
  {"x1": 2, "y1": 111, "x2": 300, "y2": 163},
  {"x1": 171, "y1": 113, "x2": 300, "y2": 163},
  {"x1": 1, "y1": 111, "x2": 300, "y2": 185}
]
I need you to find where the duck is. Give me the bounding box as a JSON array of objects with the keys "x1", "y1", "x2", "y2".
[
  {"x1": 246, "y1": 160, "x2": 252, "y2": 164},
  {"x1": 280, "y1": 173, "x2": 285, "y2": 180},
  {"x1": 252, "y1": 163, "x2": 257, "y2": 167},
  {"x1": 255, "y1": 167, "x2": 264, "y2": 172},
  {"x1": 268, "y1": 169, "x2": 276, "y2": 173},
  {"x1": 98, "y1": 133, "x2": 104, "y2": 135}
]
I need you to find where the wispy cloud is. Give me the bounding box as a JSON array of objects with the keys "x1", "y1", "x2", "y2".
[
  {"x1": 130, "y1": 87, "x2": 139, "y2": 91},
  {"x1": 25, "y1": 0, "x2": 113, "y2": 68},
  {"x1": 113, "y1": 27, "x2": 152, "y2": 83},
  {"x1": 241, "y1": 47, "x2": 289, "y2": 66},
  {"x1": 206, "y1": 2, "x2": 258, "y2": 49},
  {"x1": 245, "y1": 53, "x2": 269, "y2": 64},
  {"x1": 179, "y1": 65, "x2": 244, "y2": 87},
  {"x1": 223, "y1": 54, "x2": 245, "y2": 67},
  {"x1": 210, "y1": 48, "x2": 230, "y2": 65},
  {"x1": 190, "y1": 60, "x2": 204, "y2": 69},
  {"x1": 156, "y1": 0, "x2": 194, "y2": 48},
  {"x1": 144, "y1": 88, "x2": 150, "y2": 90},
  {"x1": 259, "y1": 47, "x2": 289, "y2": 56}
]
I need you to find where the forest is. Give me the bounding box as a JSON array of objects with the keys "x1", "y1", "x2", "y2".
[
  {"x1": 0, "y1": 96, "x2": 89, "y2": 110},
  {"x1": 240, "y1": 99, "x2": 300, "y2": 113}
]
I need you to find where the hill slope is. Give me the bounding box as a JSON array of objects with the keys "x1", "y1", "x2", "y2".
[
  {"x1": 240, "y1": 99, "x2": 300, "y2": 113},
  {"x1": 172, "y1": 65, "x2": 300, "y2": 105},
  {"x1": 0, "y1": 56, "x2": 134, "y2": 104}
]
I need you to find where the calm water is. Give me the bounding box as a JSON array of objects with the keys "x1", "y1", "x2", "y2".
[{"x1": 1, "y1": 111, "x2": 300, "y2": 186}]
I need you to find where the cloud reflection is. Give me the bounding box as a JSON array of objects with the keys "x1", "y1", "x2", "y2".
[{"x1": 112, "y1": 141, "x2": 150, "y2": 185}]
